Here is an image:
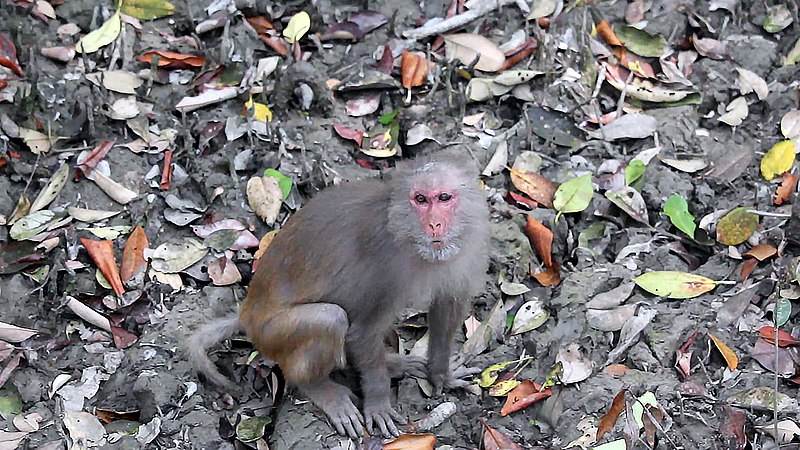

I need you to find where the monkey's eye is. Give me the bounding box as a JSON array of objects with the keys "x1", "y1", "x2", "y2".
[
  {"x1": 414, "y1": 194, "x2": 427, "y2": 204},
  {"x1": 438, "y1": 193, "x2": 452, "y2": 202}
]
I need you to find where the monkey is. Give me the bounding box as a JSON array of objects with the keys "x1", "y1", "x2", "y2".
[{"x1": 188, "y1": 151, "x2": 490, "y2": 439}]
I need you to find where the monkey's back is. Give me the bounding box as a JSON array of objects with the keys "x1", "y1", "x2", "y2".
[{"x1": 240, "y1": 177, "x2": 416, "y2": 332}]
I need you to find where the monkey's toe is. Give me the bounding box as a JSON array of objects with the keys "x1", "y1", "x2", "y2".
[
  {"x1": 364, "y1": 404, "x2": 404, "y2": 437},
  {"x1": 387, "y1": 353, "x2": 428, "y2": 379}
]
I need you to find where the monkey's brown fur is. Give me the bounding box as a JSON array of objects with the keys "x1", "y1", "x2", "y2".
[{"x1": 188, "y1": 152, "x2": 490, "y2": 438}]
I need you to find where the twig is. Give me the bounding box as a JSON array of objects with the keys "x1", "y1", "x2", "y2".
[
  {"x1": 745, "y1": 209, "x2": 792, "y2": 218},
  {"x1": 402, "y1": 0, "x2": 518, "y2": 40}
]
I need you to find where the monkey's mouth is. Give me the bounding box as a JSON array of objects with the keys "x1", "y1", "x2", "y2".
[{"x1": 431, "y1": 239, "x2": 445, "y2": 250}]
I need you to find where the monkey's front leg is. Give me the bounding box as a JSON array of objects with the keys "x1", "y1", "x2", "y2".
[
  {"x1": 427, "y1": 297, "x2": 475, "y2": 395},
  {"x1": 348, "y1": 328, "x2": 405, "y2": 437}
]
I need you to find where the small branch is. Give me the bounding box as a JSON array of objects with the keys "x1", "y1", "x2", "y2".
[{"x1": 402, "y1": 0, "x2": 518, "y2": 40}]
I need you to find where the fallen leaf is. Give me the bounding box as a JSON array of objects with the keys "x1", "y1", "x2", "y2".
[
  {"x1": 120, "y1": 226, "x2": 149, "y2": 284},
  {"x1": 0, "y1": 33, "x2": 25, "y2": 77},
  {"x1": 760, "y1": 140, "x2": 795, "y2": 181},
  {"x1": 401, "y1": 50, "x2": 428, "y2": 89},
  {"x1": 708, "y1": 332, "x2": 738, "y2": 371},
  {"x1": 138, "y1": 50, "x2": 205, "y2": 69},
  {"x1": 662, "y1": 194, "x2": 696, "y2": 238},
  {"x1": 283, "y1": 11, "x2": 311, "y2": 44},
  {"x1": 532, "y1": 264, "x2": 561, "y2": 286},
  {"x1": 758, "y1": 326, "x2": 800, "y2": 347},
  {"x1": 615, "y1": 25, "x2": 666, "y2": 57},
  {"x1": 500, "y1": 380, "x2": 552, "y2": 416},
  {"x1": 596, "y1": 19, "x2": 622, "y2": 46},
  {"x1": 80, "y1": 238, "x2": 124, "y2": 296},
  {"x1": 661, "y1": 158, "x2": 707, "y2": 173},
  {"x1": 736, "y1": 68, "x2": 769, "y2": 100},
  {"x1": 247, "y1": 175, "x2": 282, "y2": 225},
  {"x1": 718, "y1": 96, "x2": 748, "y2": 126},
  {"x1": 510, "y1": 300, "x2": 548, "y2": 335},
  {"x1": 120, "y1": 0, "x2": 175, "y2": 20},
  {"x1": 175, "y1": 86, "x2": 238, "y2": 112},
  {"x1": 443, "y1": 33, "x2": 506, "y2": 72},
  {"x1": 384, "y1": 434, "x2": 436, "y2": 450},
  {"x1": 0, "y1": 322, "x2": 37, "y2": 343},
  {"x1": 556, "y1": 343, "x2": 593, "y2": 384},
  {"x1": 77, "y1": 12, "x2": 121, "y2": 53},
  {"x1": 634, "y1": 271, "x2": 717, "y2": 299},
  {"x1": 716, "y1": 207, "x2": 759, "y2": 245},
  {"x1": 692, "y1": 34, "x2": 728, "y2": 59},
  {"x1": 743, "y1": 244, "x2": 777, "y2": 261},
  {"x1": 781, "y1": 110, "x2": 800, "y2": 139},
  {"x1": 29, "y1": 163, "x2": 69, "y2": 214},
  {"x1": 597, "y1": 388, "x2": 626, "y2": 440},
  {"x1": 524, "y1": 215, "x2": 553, "y2": 267},
  {"x1": 509, "y1": 168, "x2": 555, "y2": 208},
  {"x1": 774, "y1": 173, "x2": 798, "y2": 205},
  {"x1": 553, "y1": 174, "x2": 593, "y2": 219},
  {"x1": 605, "y1": 186, "x2": 649, "y2": 225}
]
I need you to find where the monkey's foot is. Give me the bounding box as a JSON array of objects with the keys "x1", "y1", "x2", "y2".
[
  {"x1": 364, "y1": 401, "x2": 405, "y2": 437},
  {"x1": 431, "y1": 354, "x2": 482, "y2": 395},
  {"x1": 298, "y1": 381, "x2": 363, "y2": 439},
  {"x1": 386, "y1": 353, "x2": 428, "y2": 379}
]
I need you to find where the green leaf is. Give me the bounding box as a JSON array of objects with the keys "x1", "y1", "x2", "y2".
[
  {"x1": 614, "y1": 25, "x2": 667, "y2": 58},
  {"x1": 625, "y1": 160, "x2": 645, "y2": 186},
  {"x1": 634, "y1": 271, "x2": 718, "y2": 299},
  {"x1": 76, "y1": 12, "x2": 121, "y2": 54},
  {"x1": 662, "y1": 194, "x2": 696, "y2": 238},
  {"x1": 263, "y1": 168, "x2": 293, "y2": 200},
  {"x1": 716, "y1": 207, "x2": 759, "y2": 245},
  {"x1": 378, "y1": 109, "x2": 399, "y2": 125},
  {"x1": 776, "y1": 298, "x2": 791, "y2": 327},
  {"x1": 553, "y1": 174, "x2": 593, "y2": 220},
  {"x1": 120, "y1": 0, "x2": 175, "y2": 19}
]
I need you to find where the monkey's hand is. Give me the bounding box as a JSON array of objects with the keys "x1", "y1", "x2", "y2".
[
  {"x1": 430, "y1": 354, "x2": 481, "y2": 396},
  {"x1": 363, "y1": 400, "x2": 405, "y2": 437},
  {"x1": 386, "y1": 353, "x2": 428, "y2": 379}
]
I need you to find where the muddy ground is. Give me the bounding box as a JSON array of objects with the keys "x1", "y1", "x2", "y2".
[{"x1": 1, "y1": 0, "x2": 800, "y2": 449}]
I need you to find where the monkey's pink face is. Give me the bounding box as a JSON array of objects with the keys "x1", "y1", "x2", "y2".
[{"x1": 409, "y1": 188, "x2": 460, "y2": 261}]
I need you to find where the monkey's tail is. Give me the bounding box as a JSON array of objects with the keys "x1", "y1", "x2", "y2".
[{"x1": 187, "y1": 313, "x2": 241, "y2": 391}]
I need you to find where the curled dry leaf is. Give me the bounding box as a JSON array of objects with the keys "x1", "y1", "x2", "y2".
[
  {"x1": 401, "y1": 50, "x2": 428, "y2": 89},
  {"x1": 0, "y1": 321, "x2": 37, "y2": 343},
  {"x1": 736, "y1": 68, "x2": 769, "y2": 100},
  {"x1": 120, "y1": 226, "x2": 149, "y2": 284},
  {"x1": 443, "y1": 33, "x2": 506, "y2": 72},
  {"x1": 708, "y1": 332, "x2": 738, "y2": 371},
  {"x1": 597, "y1": 388, "x2": 626, "y2": 441},
  {"x1": 499, "y1": 380, "x2": 552, "y2": 416},
  {"x1": 774, "y1": 172, "x2": 798, "y2": 205},
  {"x1": 718, "y1": 96, "x2": 748, "y2": 126},
  {"x1": 81, "y1": 238, "x2": 124, "y2": 296},
  {"x1": 524, "y1": 215, "x2": 553, "y2": 267},
  {"x1": 509, "y1": 168, "x2": 555, "y2": 208},
  {"x1": 139, "y1": 50, "x2": 205, "y2": 69},
  {"x1": 247, "y1": 175, "x2": 282, "y2": 225}
]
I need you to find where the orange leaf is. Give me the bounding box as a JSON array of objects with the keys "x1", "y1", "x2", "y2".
[
  {"x1": 642, "y1": 405, "x2": 663, "y2": 447},
  {"x1": 258, "y1": 35, "x2": 289, "y2": 57},
  {"x1": 611, "y1": 46, "x2": 655, "y2": 78},
  {"x1": 0, "y1": 79, "x2": 6, "y2": 90},
  {"x1": 509, "y1": 168, "x2": 555, "y2": 208},
  {"x1": 597, "y1": 388, "x2": 626, "y2": 441},
  {"x1": 245, "y1": 16, "x2": 274, "y2": 34},
  {"x1": 80, "y1": 238, "x2": 124, "y2": 295},
  {"x1": 500, "y1": 380, "x2": 552, "y2": 416},
  {"x1": 773, "y1": 172, "x2": 798, "y2": 205},
  {"x1": 708, "y1": 332, "x2": 738, "y2": 371},
  {"x1": 524, "y1": 215, "x2": 553, "y2": 268},
  {"x1": 384, "y1": 434, "x2": 436, "y2": 450},
  {"x1": 743, "y1": 243, "x2": 777, "y2": 261},
  {"x1": 77, "y1": 140, "x2": 115, "y2": 176},
  {"x1": 532, "y1": 263, "x2": 561, "y2": 287},
  {"x1": 758, "y1": 326, "x2": 800, "y2": 347},
  {"x1": 120, "y1": 226, "x2": 149, "y2": 284},
  {"x1": 603, "y1": 364, "x2": 629, "y2": 376},
  {"x1": 740, "y1": 257, "x2": 758, "y2": 281},
  {"x1": 596, "y1": 19, "x2": 622, "y2": 46},
  {"x1": 138, "y1": 50, "x2": 205, "y2": 69},
  {"x1": 401, "y1": 50, "x2": 427, "y2": 89},
  {"x1": 160, "y1": 149, "x2": 173, "y2": 190},
  {"x1": 481, "y1": 419, "x2": 524, "y2": 450}
]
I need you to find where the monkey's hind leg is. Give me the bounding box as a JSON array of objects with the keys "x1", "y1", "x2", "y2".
[{"x1": 249, "y1": 303, "x2": 363, "y2": 438}]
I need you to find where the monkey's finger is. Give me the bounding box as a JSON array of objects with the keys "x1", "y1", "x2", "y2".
[{"x1": 389, "y1": 408, "x2": 407, "y2": 425}]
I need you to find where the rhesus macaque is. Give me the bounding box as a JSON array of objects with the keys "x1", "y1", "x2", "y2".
[{"x1": 189, "y1": 152, "x2": 490, "y2": 438}]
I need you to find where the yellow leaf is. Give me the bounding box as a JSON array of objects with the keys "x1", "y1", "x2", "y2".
[
  {"x1": 244, "y1": 97, "x2": 273, "y2": 122},
  {"x1": 760, "y1": 140, "x2": 796, "y2": 180},
  {"x1": 283, "y1": 11, "x2": 311, "y2": 44},
  {"x1": 120, "y1": 0, "x2": 175, "y2": 20},
  {"x1": 633, "y1": 271, "x2": 717, "y2": 299},
  {"x1": 708, "y1": 332, "x2": 739, "y2": 371},
  {"x1": 77, "y1": 12, "x2": 122, "y2": 54}
]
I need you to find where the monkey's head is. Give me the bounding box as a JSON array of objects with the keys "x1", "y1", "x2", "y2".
[{"x1": 388, "y1": 153, "x2": 487, "y2": 263}]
